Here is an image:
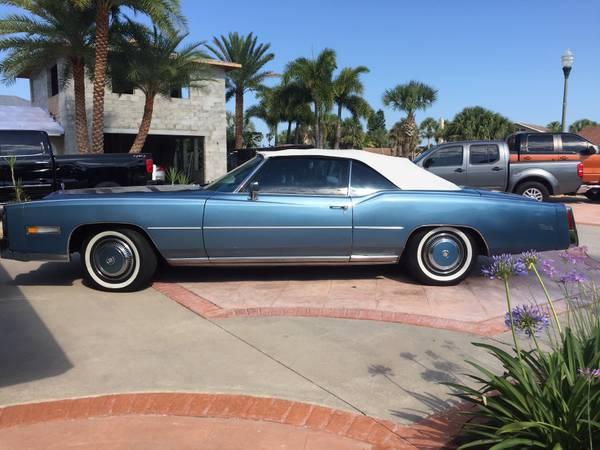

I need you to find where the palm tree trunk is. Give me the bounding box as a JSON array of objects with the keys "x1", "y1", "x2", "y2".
[
  {"x1": 334, "y1": 103, "x2": 342, "y2": 149},
  {"x1": 294, "y1": 121, "x2": 300, "y2": 144},
  {"x1": 234, "y1": 89, "x2": 244, "y2": 149},
  {"x1": 71, "y1": 58, "x2": 90, "y2": 154},
  {"x1": 129, "y1": 93, "x2": 155, "y2": 154},
  {"x1": 273, "y1": 124, "x2": 278, "y2": 146},
  {"x1": 314, "y1": 102, "x2": 320, "y2": 147},
  {"x1": 286, "y1": 121, "x2": 292, "y2": 144},
  {"x1": 91, "y1": 0, "x2": 110, "y2": 154}
]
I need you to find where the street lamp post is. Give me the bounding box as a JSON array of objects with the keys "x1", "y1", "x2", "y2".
[{"x1": 561, "y1": 49, "x2": 574, "y2": 132}]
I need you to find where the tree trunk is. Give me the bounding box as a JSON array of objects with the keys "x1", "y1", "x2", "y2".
[
  {"x1": 294, "y1": 121, "x2": 300, "y2": 144},
  {"x1": 273, "y1": 124, "x2": 278, "y2": 146},
  {"x1": 334, "y1": 103, "x2": 342, "y2": 149},
  {"x1": 314, "y1": 102, "x2": 320, "y2": 147},
  {"x1": 234, "y1": 89, "x2": 244, "y2": 149},
  {"x1": 286, "y1": 121, "x2": 292, "y2": 144},
  {"x1": 91, "y1": 0, "x2": 110, "y2": 154},
  {"x1": 71, "y1": 58, "x2": 90, "y2": 154},
  {"x1": 129, "y1": 93, "x2": 155, "y2": 154}
]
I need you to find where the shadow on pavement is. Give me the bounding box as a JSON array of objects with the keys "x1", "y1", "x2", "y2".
[
  {"x1": 8, "y1": 258, "x2": 81, "y2": 287},
  {"x1": 0, "y1": 264, "x2": 72, "y2": 389}
]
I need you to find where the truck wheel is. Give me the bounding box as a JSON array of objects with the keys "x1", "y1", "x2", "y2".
[
  {"x1": 81, "y1": 228, "x2": 157, "y2": 292},
  {"x1": 515, "y1": 182, "x2": 549, "y2": 202},
  {"x1": 585, "y1": 189, "x2": 600, "y2": 202},
  {"x1": 404, "y1": 227, "x2": 477, "y2": 286}
]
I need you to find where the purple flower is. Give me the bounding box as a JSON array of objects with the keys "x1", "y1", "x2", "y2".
[
  {"x1": 558, "y1": 246, "x2": 588, "y2": 265},
  {"x1": 482, "y1": 254, "x2": 528, "y2": 281},
  {"x1": 505, "y1": 305, "x2": 550, "y2": 337},
  {"x1": 559, "y1": 269, "x2": 586, "y2": 284},
  {"x1": 578, "y1": 368, "x2": 600, "y2": 380},
  {"x1": 521, "y1": 250, "x2": 539, "y2": 270},
  {"x1": 541, "y1": 259, "x2": 557, "y2": 279}
]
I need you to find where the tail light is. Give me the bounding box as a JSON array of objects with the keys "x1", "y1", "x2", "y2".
[
  {"x1": 566, "y1": 206, "x2": 578, "y2": 246},
  {"x1": 577, "y1": 162, "x2": 584, "y2": 178},
  {"x1": 145, "y1": 158, "x2": 154, "y2": 174}
]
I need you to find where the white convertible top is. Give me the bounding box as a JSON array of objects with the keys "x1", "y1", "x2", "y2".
[{"x1": 258, "y1": 149, "x2": 460, "y2": 191}]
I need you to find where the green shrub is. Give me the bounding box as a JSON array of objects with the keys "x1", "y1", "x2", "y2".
[{"x1": 449, "y1": 250, "x2": 600, "y2": 449}]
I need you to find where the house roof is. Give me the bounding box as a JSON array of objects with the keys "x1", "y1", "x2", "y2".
[
  {"x1": 514, "y1": 122, "x2": 549, "y2": 133},
  {"x1": 257, "y1": 149, "x2": 460, "y2": 191},
  {"x1": 196, "y1": 58, "x2": 242, "y2": 72},
  {"x1": 0, "y1": 105, "x2": 64, "y2": 136},
  {"x1": 0, "y1": 95, "x2": 30, "y2": 107},
  {"x1": 579, "y1": 126, "x2": 600, "y2": 146}
]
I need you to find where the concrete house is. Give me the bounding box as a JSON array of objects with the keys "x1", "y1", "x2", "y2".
[{"x1": 20, "y1": 59, "x2": 239, "y2": 183}]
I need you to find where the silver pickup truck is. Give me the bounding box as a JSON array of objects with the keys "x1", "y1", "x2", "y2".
[{"x1": 414, "y1": 140, "x2": 582, "y2": 201}]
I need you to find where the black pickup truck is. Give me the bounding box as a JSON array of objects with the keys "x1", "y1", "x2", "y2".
[{"x1": 0, "y1": 130, "x2": 153, "y2": 202}]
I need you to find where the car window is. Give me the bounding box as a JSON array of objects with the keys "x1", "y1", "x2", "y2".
[
  {"x1": 469, "y1": 144, "x2": 500, "y2": 165},
  {"x1": 425, "y1": 146, "x2": 463, "y2": 167},
  {"x1": 350, "y1": 160, "x2": 398, "y2": 196},
  {"x1": 0, "y1": 132, "x2": 45, "y2": 157},
  {"x1": 526, "y1": 134, "x2": 554, "y2": 153},
  {"x1": 204, "y1": 156, "x2": 263, "y2": 192},
  {"x1": 248, "y1": 157, "x2": 349, "y2": 195},
  {"x1": 562, "y1": 134, "x2": 589, "y2": 154}
]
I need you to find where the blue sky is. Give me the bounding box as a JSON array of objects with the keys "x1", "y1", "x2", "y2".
[{"x1": 1, "y1": 0, "x2": 599, "y2": 134}]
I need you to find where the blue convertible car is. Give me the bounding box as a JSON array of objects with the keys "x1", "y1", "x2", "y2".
[{"x1": 0, "y1": 150, "x2": 577, "y2": 291}]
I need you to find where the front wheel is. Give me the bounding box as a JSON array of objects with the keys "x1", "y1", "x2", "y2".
[
  {"x1": 404, "y1": 227, "x2": 477, "y2": 286},
  {"x1": 81, "y1": 228, "x2": 157, "y2": 292}
]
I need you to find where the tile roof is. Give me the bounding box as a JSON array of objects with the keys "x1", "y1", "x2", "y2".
[{"x1": 579, "y1": 126, "x2": 600, "y2": 145}]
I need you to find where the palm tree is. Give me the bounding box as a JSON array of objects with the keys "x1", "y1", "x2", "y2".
[
  {"x1": 569, "y1": 119, "x2": 598, "y2": 133},
  {"x1": 75, "y1": 0, "x2": 184, "y2": 153},
  {"x1": 246, "y1": 86, "x2": 282, "y2": 146},
  {"x1": 206, "y1": 32, "x2": 274, "y2": 150},
  {"x1": 340, "y1": 117, "x2": 366, "y2": 149},
  {"x1": 383, "y1": 81, "x2": 437, "y2": 156},
  {"x1": 332, "y1": 66, "x2": 371, "y2": 149},
  {"x1": 275, "y1": 81, "x2": 312, "y2": 144},
  {"x1": 284, "y1": 48, "x2": 337, "y2": 148},
  {"x1": 546, "y1": 121, "x2": 562, "y2": 132},
  {"x1": 445, "y1": 106, "x2": 513, "y2": 140},
  {"x1": 109, "y1": 21, "x2": 207, "y2": 153},
  {"x1": 0, "y1": 0, "x2": 95, "y2": 153},
  {"x1": 419, "y1": 117, "x2": 439, "y2": 148}
]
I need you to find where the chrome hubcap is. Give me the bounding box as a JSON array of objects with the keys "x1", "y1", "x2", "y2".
[
  {"x1": 522, "y1": 188, "x2": 543, "y2": 202},
  {"x1": 92, "y1": 238, "x2": 135, "y2": 281},
  {"x1": 423, "y1": 233, "x2": 465, "y2": 275}
]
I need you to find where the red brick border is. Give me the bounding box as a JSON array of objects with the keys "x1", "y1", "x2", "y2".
[
  {"x1": 153, "y1": 282, "x2": 509, "y2": 337},
  {"x1": 0, "y1": 393, "x2": 469, "y2": 450}
]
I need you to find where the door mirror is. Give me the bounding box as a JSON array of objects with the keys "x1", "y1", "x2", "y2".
[
  {"x1": 249, "y1": 181, "x2": 259, "y2": 200},
  {"x1": 581, "y1": 145, "x2": 598, "y2": 156},
  {"x1": 423, "y1": 158, "x2": 432, "y2": 168}
]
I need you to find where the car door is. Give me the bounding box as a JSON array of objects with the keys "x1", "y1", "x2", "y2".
[
  {"x1": 422, "y1": 144, "x2": 466, "y2": 185},
  {"x1": 466, "y1": 143, "x2": 506, "y2": 190},
  {"x1": 203, "y1": 156, "x2": 353, "y2": 261}
]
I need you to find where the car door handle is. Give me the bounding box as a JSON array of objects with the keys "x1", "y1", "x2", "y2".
[
  {"x1": 523, "y1": 156, "x2": 532, "y2": 160},
  {"x1": 492, "y1": 166, "x2": 503, "y2": 171},
  {"x1": 454, "y1": 168, "x2": 464, "y2": 173},
  {"x1": 329, "y1": 205, "x2": 348, "y2": 210}
]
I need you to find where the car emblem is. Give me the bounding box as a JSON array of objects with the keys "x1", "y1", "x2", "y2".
[
  {"x1": 442, "y1": 250, "x2": 449, "y2": 259},
  {"x1": 106, "y1": 256, "x2": 116, "y2": 266}
]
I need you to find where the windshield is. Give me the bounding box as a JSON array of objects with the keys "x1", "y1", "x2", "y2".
[
  {"x1": 204, "y1": 156, "x2": 263, "y2": 192},
  {"x1": 413, "y1": 146, "x2": 438, "y2": 163}
]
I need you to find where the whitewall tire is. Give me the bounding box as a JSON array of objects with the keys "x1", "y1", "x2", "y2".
[
  {"x1": 81, "y1": 228, "x2": 157, "y2": 292},
  {"x1": 404, "y1": 227, "x2": 477, "y2": 286}
]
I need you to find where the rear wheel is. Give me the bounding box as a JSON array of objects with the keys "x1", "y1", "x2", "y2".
[
  {"x1": 404, "y1": 227, "x2": 477, "y2": 286},
  {"x1": 81, "y1": 228, "x2": 157, "y2": 292},
  {"x1": 585, "y1": 189, "x2": 600, "y2": 202},
  {"x1": 515, "y1": 181, "x2": 549, "y2": 202}
]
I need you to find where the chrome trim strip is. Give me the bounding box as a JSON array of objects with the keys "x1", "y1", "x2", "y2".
[
  {"x1": 167, "y1": 255, "x2": 400, "y2": 267},
  {"x1": 354, "y1": 226, "x2": 405, "y2": 230},
  {"x1": 204, "y1": 226, "x2": 352, "y2": 230},
  {"x1": 234, "y1": 156, "x2": 267, "y2": 193},
  {"x1": 148, "y1": 226, "x2": 203, "y2": 230}
]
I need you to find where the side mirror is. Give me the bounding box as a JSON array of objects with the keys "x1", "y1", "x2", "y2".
[
  {"x1": 583, "y1": 145, "x2": 598, "y2": 155},
  {"x1": 423, "y1": 159, "x2": 432, "y2": 169},
  {"x1": 249, "y1": 181, "x2": 259, "y2": 200}
]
